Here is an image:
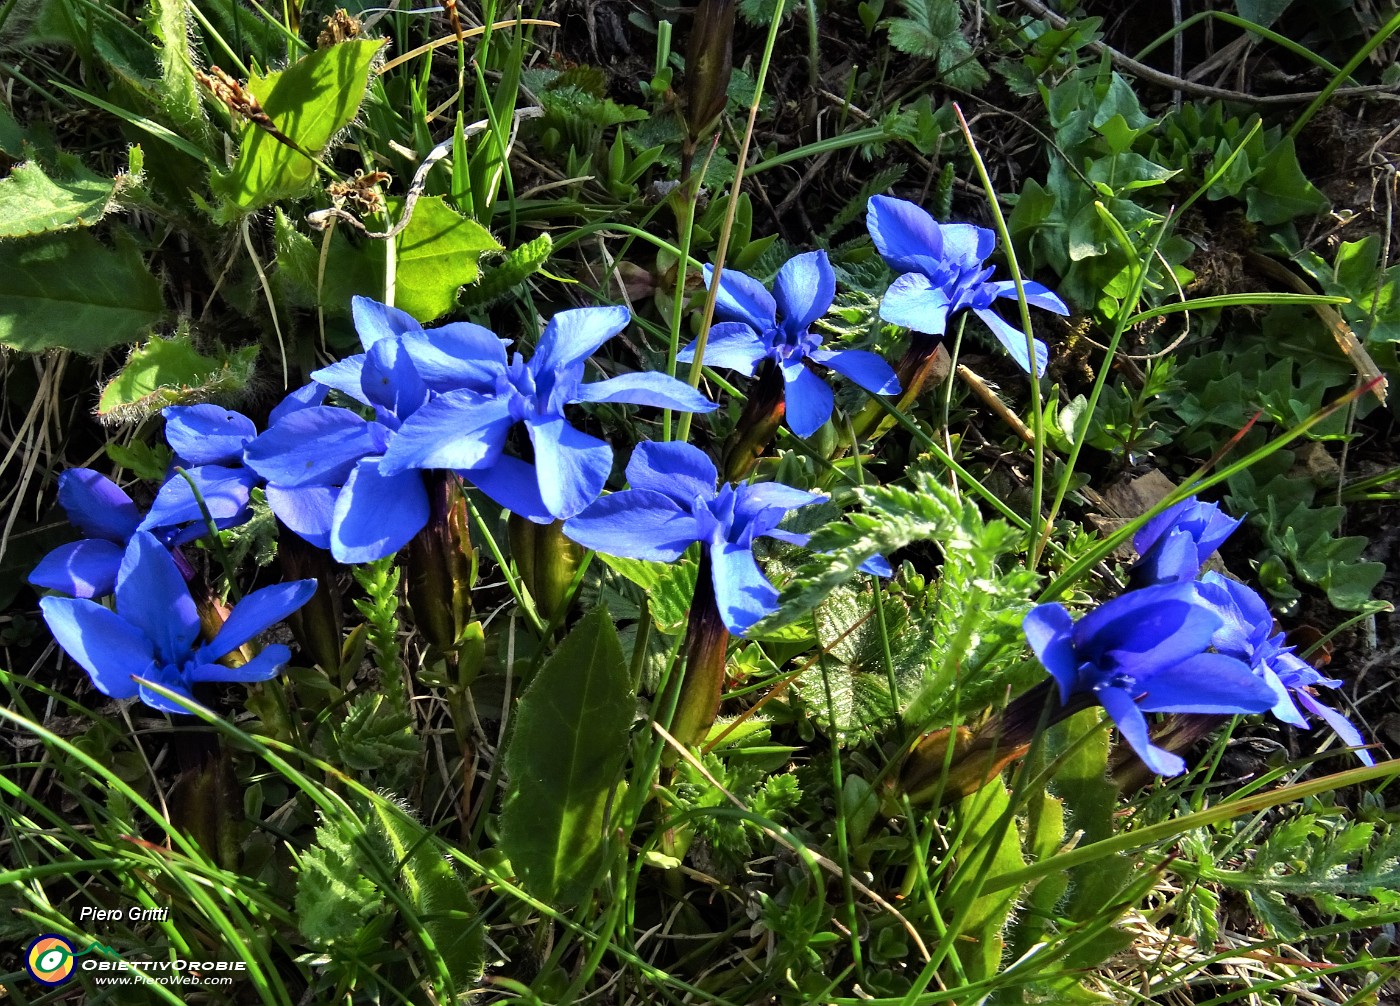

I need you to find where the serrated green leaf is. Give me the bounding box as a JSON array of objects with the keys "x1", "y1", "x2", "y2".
[
  {"x1": 0, "y1": 161, "x2": 120, "y2": 237},
  {"x1": 295, "y1": 813, "x2": 384, "y2": 946},
  {"x1": 0, "y1": 231, "x2": 163, "y2": 354},
  {"x1": 596, "y1": 551, "x2": 698, "y2": 635},
  {"x1": 459, "y1": 232, "x2": 554, "y2": 310},
  {"x1": 213, "y1": 38, "x2": 384, "y2": 215},
  {"x1": 97, "y1": 333, "x2": 259, "y2": 421},
  {"x1": 392, "y1": 195, "x2": 501, "y2": 321},
  {"x1": 500, "y1": 606, "x2": 634, "y2": 906}
]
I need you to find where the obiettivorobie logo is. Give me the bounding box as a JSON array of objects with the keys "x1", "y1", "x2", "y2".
[
  {"x1": 22, "y1": 933, "x2": 247, "y2": 988},
  {"x1": 23, "y1": 934, "x2": 117, "y2": 986}
]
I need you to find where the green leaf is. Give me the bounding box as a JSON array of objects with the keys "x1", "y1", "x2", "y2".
[
  {"x1": 369, "y1": 801, "x2": 485, "y2": 994},
  {"x1": 884, "y1": 0, "x2": 960, "y2": 58},
  {"x1": 392, "y1": 195, "x2": 502, "y2": 322},
  {"x1": 0, "y1": 161, "x2": 122, "y2": 237},
  {"x1": 295, "y1": 813, "x2": 384, "y2": 946},
  {"x1": 0, "y1": 231, "x2": 163, "y2": 354},
  {"x1": 596, "y1": 552, "x2": 698, "y2": 635},
  {"x1": 947, "y1": 779, "x2": 1025, "y2": 984},
  {"x1": 272, "y1": 207, "x2": 382, "y2": 315},
  {"x1": 147, "y1": 0, "x2": 210, "y2": 146},
  {"x1": 500, "y1": 606, "x2": 634, "y2": 906},
  {"x1": 1245, "y1": 137, "x2": 1328, "y2": 225},
  {"x1": 97, "y1": 332, "x2": 259, "y2": 422},
  {"x1": 212, "y1": 38, "x2": 384, "y2": 215},
  {"x1": 459, "y1": 232, "x2": 554, "y2": 310}
]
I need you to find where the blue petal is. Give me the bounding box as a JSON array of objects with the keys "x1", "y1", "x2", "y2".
[
  {"x1": 528, "y1": 415, "x2": 613, "y2": 519},
  {"x1": 625, "y1": 440, "x2": 717, "y2": 506},
  {"x1": 1137, "y1": 652, "x2": 1276, "y2": 714},
  {"x1": 1075, "y1": 583, "x2": 1221, "y2": 675},
  {"x1": 28, "y1": 539, "x2": 125, "y2": 598},
  {"x1": 1259, "y1": 664, "x2": 1310, "y2": 728},
  {"x1": 676, "y1": 322, "x2": 767, "y2": 374},
  {"x1": 1196, "y1": 572, "x2": 1272, "y2": 657},
  {"x1": 244, "y1": 407, "x2": 376, "y2": 487},
  {"x1": 57, "y1": 469, "x2": 141, "y2": 542},
  {"x1": 361, "y1": 335, "x2": 430, "y2": 418},
  {"x1": 330, "y1": 458, "x2": 430, "y2": 564},
  {"x1": 809, "y1": 348, "x2": 901, "y2": 395},
  {"x1": 703, "y1": 264, "x2": 777, "y2": 333},
  {"x1": 532, "y1": 305, "x2": 631, "y2": 377},
  {"x1": 866, "y1": 195, "x2": 947, "y2": 275},
  {"x1": 401, "y1": 324, "x2": 509, "y2": 393},
  {"x1": 39, "y1": 596, "x2": 151, "y2": 700},
  {"x1": 879, "y1": 273, "x2": 952, "y2": 336},
  {"x1": 1133, "y1": 499, "x2": 1191, "y2": 555},
  {"x1": 990, "y1": 279, "x2": 1070, "y2": 315},
  {"x1": 1294, "y1": 690, "x2": 1374, "y2": 766},
  {"x1": 1130, "y1": 528, "x2": 1203, "y2": 587},
  {"x1": 972, "y1": 307, "x2": 1048, "y2": 377},
  {"x1": 563, "y1": 489, "x2": 700, "y2": 561},
  {"x1": 135, "y1": 668, "x2": 198, "y2": 714},
  {"x1": 773, "y1": 250, "x2": 836, "y2": 333},
  {"x1": 379, "y1": 390, "x2": 515, "y2": 473},
  {"x1": 138, "y1": 465, "x2": 255, "y2": 535},
  {"x1": 1098, "y1": 686, "x2": 1185, "y2": 776},
  {"x1": 733, "y1": 482, "x2": 824, "y2": 544},
  {"x1": 190, "y1": 644, "x2": 291, "y2": 684},
  {"x1": 353, "y1": 296, "x2": 421, "y2": 350},
  {"x1": 269, "y1": 383, "x2": 328, "y2": 425},
  {"x1": 201, "y1": 582, "x2": 317, "y2": 661},
  {"x1": 939, "y1": 223, "x2": 996, "y2": 266},
  {"x1": 116, "y1": 532, "x2": 200, "y2": 665},
  {"x1": 266, "y1": 484, "x2": 337, "y2": 550},
  {"x1": 311, "y1": 355, "x2": 371, "y2": 406},
  {"x1": 465, "y1": 454, "x2": 553, "y2": 523},
  {"x1": 710, "y1": 541, "x2": 780, "y2": 636},
  {"x1": 162, "y1": 405, "x2": 256, "y2": 466},
  {"x1": 1023, "y1": 604, "x2": 1080, "y2": 704},
  {"x1": 859, "y1": 554, "x2": 893, "y2": 577},
  {"x1": 780, "y1": 361, "x2": 835, "y2": 438},
  {"x1": 575, "y1": 372, "x2": 718, "y2": 412}
]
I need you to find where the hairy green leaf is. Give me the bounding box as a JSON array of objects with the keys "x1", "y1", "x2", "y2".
[
  {"x1": 213, "y1": 38, "x2": 384, "y2": 215},
  {"x1": 97, "y1": 332, "x2": 259, "y2": 422},
  {"x1": 0, "y1": 161, "x2": 123, "y2": 237},
  {"x1": 392, "y1": 195, "x2": 501, "y2": 321}
]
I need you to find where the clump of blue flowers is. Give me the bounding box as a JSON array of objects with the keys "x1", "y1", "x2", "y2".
[{"x1": 867, "y1": 194, "x2": 1069, "y2": 376}]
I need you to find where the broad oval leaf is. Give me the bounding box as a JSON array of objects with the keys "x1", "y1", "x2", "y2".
[{"x1": 500, "y1": 605, "x2": 633, "y2": 906}]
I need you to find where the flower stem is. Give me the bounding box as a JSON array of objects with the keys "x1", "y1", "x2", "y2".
[{"x1": 670, "y1": 550, "x2": 730, "y2": 752}]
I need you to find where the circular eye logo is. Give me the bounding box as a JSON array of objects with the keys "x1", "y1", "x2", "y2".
[{"x1": 25, "y1": 935, "x2": 75, "y2": 985}]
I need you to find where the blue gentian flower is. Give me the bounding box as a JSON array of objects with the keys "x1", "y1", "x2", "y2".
[
  {"x1": 28, "y1": 446, "x2": 252, "y2": 599},
  {"x1": 866, "y1": 195, "x2": 1069, "y2": 376},
  {"x1": 1023, "y1": 583, "x2": 1276, "y2": 775},
  {"x1": 245, "y1": 334, "x2": 434, "y2": 564},
  {"x1": 1196, "y1": 572, "x2": 1373, "y2": 765},
  {"x1": 38, "y1": 532, "x2": 316, "y2": 713},
  {"x1": 676, "y1": 250, "x2": 901, "y2": 438},
  {"x1": 1129, "y1": 497, "x2": 1243, "y2": 588},
  {"x1": 562, "y1": 441, "x2": 827, "y2": 635},
  {"x1": 139, "y1": 404, "x2": 263, "y2": 541},
  {"x1": 380, "y1": 305, "x2": 717, "y2": 522}
]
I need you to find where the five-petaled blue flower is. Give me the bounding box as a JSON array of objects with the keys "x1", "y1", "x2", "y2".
[
  {"x1": 562, "y1": 441, "x2": 826, "y2": 635},
  {"x1": 39, "y1": 532, "x2": 316, "y2": 713},
  {"x1": 28, "y1": 436, "x2": 254, "y2": 600},
  {"x1": 1023, "y1": 582, "x2": 1276, "y2": 776},
  {"x1": 677, "y1": 250, "x2": 901, "y2": 438},
  {"x1": 381, "y1": 304, "x2": 716, "y2": 522},
  {"x1": 1197, "y1": 572, "x2": 1373, "y2": 765},
  {"x1": 1128, "y1": 497, "x2": 1243, "y2": 589},
  {"x1": 867, "y1": 195, "x2": 1069, "y2": 376}
]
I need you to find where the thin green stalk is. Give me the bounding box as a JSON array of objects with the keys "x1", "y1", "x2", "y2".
[
  {"x1": 953, "y1": 104, "x2": 1046, "y2": 566},
  {"x1": 1287, "y1": 8, "x2": 1400, "y2": 140},
  {"x1": 676, "y1": 0, "x2": 787, "y2": 444},
  {"x1": 663, "y1": 189, "x2": 699, "y2": 440}
]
